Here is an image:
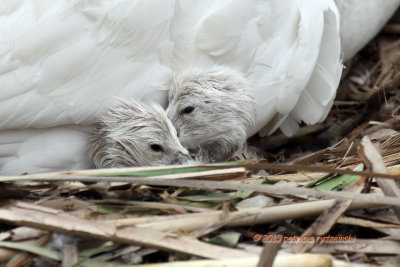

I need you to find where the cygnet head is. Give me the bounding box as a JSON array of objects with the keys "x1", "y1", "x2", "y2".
[
  {"x1": 89, "y1": 98, "x2": 190, "y2": 168},
  {"x1": 166, "y1": 66, "x2": 255, "y2": 161}
]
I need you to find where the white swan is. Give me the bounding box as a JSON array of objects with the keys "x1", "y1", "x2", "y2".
[{"x1": 0, "y1": 0, "x2": 398, "y2": 174}]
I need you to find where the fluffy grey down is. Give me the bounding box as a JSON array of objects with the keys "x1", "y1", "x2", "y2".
[
  {"x1": 166, "y1": 66, "x2": 256, "y2": 162},
  {"x1": 89, "y1": 98, "x2": 190, "y2": 168}
]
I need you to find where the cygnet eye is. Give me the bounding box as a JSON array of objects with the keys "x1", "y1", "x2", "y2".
[
  {"x1": 182, "y1": 106, "x2": 195, "y2": 114},
  {"x1": 150, "y1": 144, "x2": 164, "y2": 152}
]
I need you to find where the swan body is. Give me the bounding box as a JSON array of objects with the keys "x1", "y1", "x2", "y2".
[
  {"x1": 0, "y1": 0, "x2": 397, "y2": 174},
  {"x1": 336, "y1": 0, "x2": 400, "y2": 61}
]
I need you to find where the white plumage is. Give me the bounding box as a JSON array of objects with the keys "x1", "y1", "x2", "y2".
[
  {"x1": 0, "y1": 0, "x2": 398, "y2": 174},
  {"x1": 336, "y1": 0, "x2": 400, "y2": 61}
]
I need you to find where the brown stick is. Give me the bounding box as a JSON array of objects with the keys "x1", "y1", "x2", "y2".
[{"x1": 360, "y1": 136, "x2": 400, "y2": 222}]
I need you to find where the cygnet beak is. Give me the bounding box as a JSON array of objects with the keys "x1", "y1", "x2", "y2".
[{"x1": 172, "y1": 151, "x2": 192, "y2": 165}]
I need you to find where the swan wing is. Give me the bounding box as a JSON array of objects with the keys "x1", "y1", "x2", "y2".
[
  {"x1": 172, "y1": 0, "x2": 342, "y2": 136},
  {"x1": 0, "y1": 0, "x2": 175, "y2": 174},
  {"x1": 0, "y1": 0, "x2": 174, "y2": 130}
]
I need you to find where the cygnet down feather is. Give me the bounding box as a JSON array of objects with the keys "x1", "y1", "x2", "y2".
[
  {"x1": 89, "y1": 98, "x2": 190, "y2": 168},
  {"x1": 166, "y1": 66, "x2": 255, "y2": 162}
]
